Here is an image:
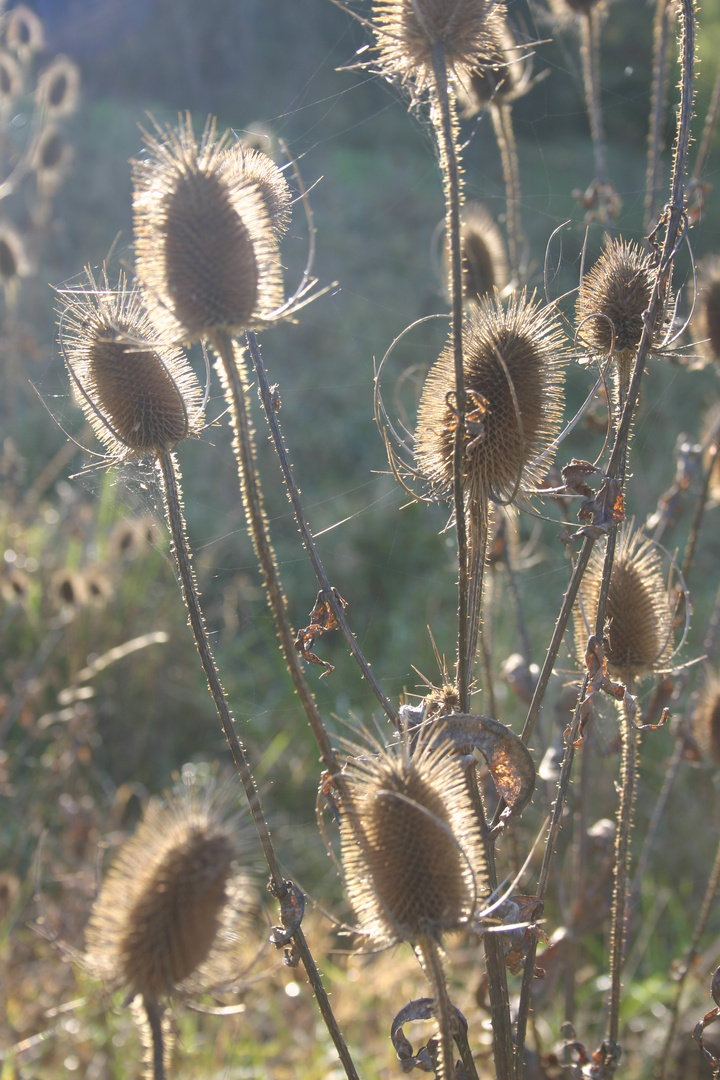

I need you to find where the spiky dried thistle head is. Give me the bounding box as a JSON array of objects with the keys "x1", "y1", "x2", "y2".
[
  {"x1": 456, "y1": 20, "x2": 529, "y2": 115},
  {"x1": 38, "y1": 55, "x2": 81, "y2": 117},
  {"x1": 132, "y1": 115, "x2": 288, "y2": 344},
  {"x1": 339, "y1": 726, "x2": 486, "y2": 947},
  {"x1": 576, "y1": 238, "x2": 669, "y2": 366},
  {"x1": 575, "y1": 525, "x2": 676, "y2": 684},
  {"x1": 0, "y1": 50, "x2": 21, "y2": 104},
  {"x1": 370, "y1": 0, "x2": 504, "y2": 101},
  {"x1": 4, "y1": 4, "x2": 44, "y2": 58},
  {"x1": 58, "y1": 268, "x2": 203, "y2": 459},
  {"x1": 444, "y1": 201, "x2": 509, "y2": 301},
  {"x1": 692, "y1": 674, "x2": 720, "y2": 768},
  {"x1": 0, "y1": 222, "x2": 29, "y2": 293},
  {"x1": 85, "y1": 778, "x2": 253, "y2": 1000},
  {"x1": 692, "y1": 256, "x2": 720, "y2": 367},
  {"x1": 415, "y1": 289, "x2": 566, "y2": 513}
]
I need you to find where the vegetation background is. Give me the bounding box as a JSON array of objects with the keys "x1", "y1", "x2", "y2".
[{"x1": 3, "y1": 0, "x2": 720, "y2": 1076}]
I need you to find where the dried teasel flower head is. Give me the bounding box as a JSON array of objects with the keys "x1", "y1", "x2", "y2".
[
  {"x1": 58, "y1": 268, "x2": 203, "y2": 459},
  {"x1": 38, "y1": 55, "x2": 81, "y2": 117},
  {"x1": 132, "y1": 114, "x2": 287, "y2": 344},
  {"x1": 576, "y1": 238, "x2": 670, "y2": 373},
  {"x1": 456, "y1": 20, "x2": 529, "y2": 116},
  {"x1": 692, "y1": 256, "x2": 720, "y2": 367},
  {"x1": 370, "y1": 0, "x2": 505, "y2": 101},
  {"x1": 4, "y1": 4, "x2": 44, "y2": 59},
  {"x1": 415, "y1": 289, "x2": 566, "y2": 511},
  {"x1": 0, "y1": 221, "x2": 29, "y2": 303},
  {"x1": 85, "y1": 775, "x2": 254, "y2": 1000},
  {"x1": 0, "y1": 49, "x2": 21, "y2": 105},
  {"x1": 443, "y1": 201, "x2": 509, "y2": 302},
  {"x1": 575, "y1": 524, "x2": 676, "y2": 684},
  {"x1": 692, "y1": 673, "x2": 720, "y2": 768},
  {"x1": 339, "y1": 726, "x2": 487, "y2": 946}
]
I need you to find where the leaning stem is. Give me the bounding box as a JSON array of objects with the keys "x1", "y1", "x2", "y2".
[
  {"x1": 156, "y1": 448, "x2": 359, "y2": 1080},
  {"x1": 430, "y1": 42, "x2": 470, "y2": 714},
  {"x1": 645, "y1": 0, "x2": 674, "y2": 233},
  {"x1": 580, "y1": 8, "x2": 613, "y2": 231},
  {"x1": 491, "y1": 101, "x2": 523, "y2": 281},
  {"x1": 142, "y1": 996, "x2": 165, "y2": 1080},
  {"x1": 416, "y1": 935, "x2": 455, "y2": 1080}
]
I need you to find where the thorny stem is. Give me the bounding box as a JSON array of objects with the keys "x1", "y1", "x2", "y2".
[
  {"x1": 645, "y1": 0, "x2": 675, "y2": 233},
  {"x1": 491, "y1": 101, "x2": 523, "y2": 281},
  {"x1": 430, "y1": 43, "x2": 470, "y2": 715},
  {"x1": 580, "y1": 8, "x2": 613, "y2": 232},
  {"x1": 212, "y1": 331, "x2": 349, "y2": 777},
  {"x1": 143, "y1": 996, "x2": 165, "y2": 1080},
  {"x1": 156, "y1": 449, "x2": 360, "y2": 1080},
  {"x1": 564, "y1": 724, "x2": 593, "y2": 1026},
  {"x1": 245, "y1": 330, "x2": 396, "y2": 723},
  {"x1": 416, "y1": 935, "x2": 455, "y2": 1080},
  {"x1": 690, "y1": 54, "x2": 720, "y2": 197},
  {"x1": 466, "y1": 512, "x2": 491, "y2": 703}
]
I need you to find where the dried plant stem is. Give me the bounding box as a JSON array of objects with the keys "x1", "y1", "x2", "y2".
[
  {"x1": 690, "y1": 54, "x2": 720, "y2": 193},
  {"x1": 606, "y1": 685, "x2": 638, "y2": 1057},
  {"x1": 466, "y1": 512, "x2": 490, "y2": 700},
  {"x1": 681, "y1": 438, "x2": 719, "y2": 582},
  {"x1": 143, "y1": 996, "x2": 166, "y2": 1080},
  {"x1": 632, "y1": 736, "x2": 683, "y2": 906},
  {"x1": 564, "y1": 726, "x2": 593, "y2": 1025},
  {"x1": 212, "y1": 331, "x2": 348, "y2": 773},
  {"x1": 416, "y1": 935, "x2": 455, "y2": 1080},
  {"x1": 430, "y1": 42, "x2": 470, "y2": 714},
  {"x1": 156, "y1": 448, "x2": 360, "y2": 1080},
  {"x1": 645, "y1": 0, "x2": 675, "y2": 233},
  {"x1": 245, "y1": 330, "x2": 396, "y2": 723},
  {"x1": 580, "y1": 8, "x2": 612, "y2": 231},
  {"x1": 491, "y1": 101, "x2": 523, "y2": 281},
  {"x1": 655, "y1": 827, "x2": 720, "y2": 1080}
]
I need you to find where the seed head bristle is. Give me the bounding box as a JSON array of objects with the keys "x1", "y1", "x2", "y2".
[
  {"x1": 58, "y1": 269, "x2": 203, "y2": 458},
  {"x1": 371, "y1": 0, "x2": 504, "y2": 100},
  {"x1": 415, "y1": 289, "x2": 566, "y2": 511},
  {"x1": 692, "y1": 256, "x2": 720, "y2": 367},
  {"x1": 692, "y1": 675, "x2": 720, "y2": 768},
  {"x1": 444, "y1": 201, "x2": 509, "y2": 301},
  {"x1": 575, "y1": 525, "x2": 675, "y2": 683},
  {"x1": 576, "y1": 238, "x2": 668, "y2": 363},
  {"x1": 340, "y1": 728, "x2": 486, "y2": 946},
  {"x1": 132, "y1": 115, "x2": 285, "y2": 343},
  {"x1": 85, "y1": 781, "x2": 252, "y2": 999}
]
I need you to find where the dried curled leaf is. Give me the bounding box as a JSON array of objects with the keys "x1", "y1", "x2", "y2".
[{"x1": 390, "y1": 997, "x2": 468, "y2": 1075}]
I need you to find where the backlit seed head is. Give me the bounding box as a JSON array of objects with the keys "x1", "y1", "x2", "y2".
[
  {"x1": 692, "y1": 256, "x2": 720, "y2": 367},
  {"x1": 0, "y1": 50, "x2": 21, "y2": 103},
  {"x1": 0, "y1": 222, "x2": 29, "y2": 292},
  {"x1": 58, "y1": 270, "x2": 203, "y2": 458},
  {"x1": 50, "y1": 569, "x2": 87, "y2": 610},
  {"x1": 371, "y1": 0, "x2": 504, "y2": 100},
  {"x1": 415, "y1": 289, "x2": 566, "y2": 510},
  {"x1": 340, "y1": 728, "x2": 486, "y2": 946},
  {"x1": 456, "y1": 21, "x2": 528, "y2": 115},
  {"x1": 444, "y1": 201, "x2": 509, "y2": 301},
  {"x1": 575, "y1": 525, "x2": 675, "y2": 683},
  {"x1": 576, "y1": 239, "x2": 668, "y2": 362},
  {"x1": 132, "y1": 115, "x2": 285, "y2": 343},
  {"x1": 226, "y1": 144, "x2": 291, "y2": 240},
  {"x1": 85, "y1": 780, "x2": 252, "y2": 1000},
  {"x1": 4, "y1": 4, "x2": 44, "y2": 58},
  {"x1": 692, "y1": 675, "x2": 720, "y2": 768},
  {"x1": 38, "y1": 55, "x2": 81, "y2": 117}
]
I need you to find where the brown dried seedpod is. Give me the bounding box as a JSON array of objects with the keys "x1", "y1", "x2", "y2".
[
  {"x1": 692, "y1": 674, "x2": 720, "y2": 768},
  {"x1": 371, "y1": 0, "x2": 504, "y2": 100},
  {"x1": 339, "y1": 727, "x2": 486, "y2": 947},
  {"x1": 58, "y1": 269, "x2": 203, "y2": 458},
  {"x1": 38, "y1": 55, "x2": 81, "y2": 117},
  {"x1": 227, "y1": 144, "x2": 292, "y2": 240},
  {"x1": 415, "y1": 288, "x2": 566, "y2": 511},
  {"x1": 85, "y1": 779, "x2": 253, "y2": 1000},
  {"x1": 4, "y1": 4, "x2": 44, "y2": 58},
  {"x1": 456, "y1": 20, "x2": 528, "y2": 115},
  {"x1": 692, "y1": 256, "x2": 720, "y2": 367},
  {"x1": 444, "y1": 201, "x2": 509, "y2": 301},
  {"x1": 0, "y1": 222, "x2": 29, "y2": 300},
  {"x1": 0, "y1": 49, "x2": 21, "y2": 105},
  {"x1": 575, "y1": 525, "x2": 675, "y2": 684},
  {"x1": 133, "y1": 115, "x2": 285, "y2": 344}
]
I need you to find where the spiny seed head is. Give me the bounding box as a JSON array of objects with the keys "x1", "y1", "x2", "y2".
[
  {"x1": 340, "y1": 729, "x2": 486, "y2": 946},
  {"x1": 4, "y1": 4, "x2": 44, "y2": 57},
  {"x1": 692, "y1": 675, "x2": 720, "y2": 768},
  {"x1": 444, "y1": 201, "x2": 509, "y2": 301},
  {"x1": 371, "y1": 0, "x2": 504, "y2": 100},
  {"x1": 692, "y1": 256, "x2": 720, "y2": 367},
  {"x1": 575, "y1": 525, "x2": 675, "y2": 683},
  {"x1": 0, "y1": 222, "x2": 28, "y2": 285},
  {"x1": 456, "y1": 21, "x2": 528, "y2": 115},
  {"x1": 85, "y1": 780, "x2": 252, "y2": 1000},
  {"x1": 576, "y1": 238, "x2": 668, "y2": 362},
  {"x1": 132, "y1": 115, "x2": 285, "y2": 344},
  {"x1": 38, "y1": 55, "x2": 81, "y2": 117},
  {"x1": 0, "y1": 50, "x2": 21, "y2": 102},
  {"x1": 228, "y1": 144, "x2": 292, "y2": 240},
  {"x1": 58, "y1": 270, "x2": 203, "y2": 458},
  {"x1": 415, "y1": 289, "x2": 566, "y2": 511}
]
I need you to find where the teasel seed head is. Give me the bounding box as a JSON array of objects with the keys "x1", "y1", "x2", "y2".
[
  {"x1": 0, "y1": 50, "x2": 21, "y2": 104},
  {"x1": 692, "y1": 674, "x2": 720, "y2": 768},
  {"x1": 58, "y1": 269, "x2": 203, "y2": 458},
  {"x1": 4, "y1": 4, "x2": 44, "y2": 59},
  {"x1": 371, "y1": 0, "x2": 504, "y2": 101},
  {"x1": 444, "y1": 201, "x2": 509, "y2": 301},
  {"x1": 415, "y1": 289, "x2": 567, "y2": 512},
  {"x1": 228, "y1": 144, "x2": 292, "y2": 240},
  {"x1": 692, "y1": 256, "x2": 720, "y2": 367},
  {"x1": 576, "y1": 238, "x2": 669, "y2": 365},
  {"x1": 0, "y1": 222, "x2": 29, "y2": 301},
  {"x1": 38, "y1": 55, "x2": 81, "y2": 117},
  {"x1": 132, "y1": 115, "x2": 286, "y2": 343},
  {"x1": 85, "y1": 779, "x2": 253, "y2": 1000},
  {"x1": 456, "y1": 20, "x2": 528, "y2": 115},
  {"x1": 339, "y1": 727, "x2": 486, "y2": 947},
  {"x1": 575, "y1": 524, "x2": 675, "y2": 684}
]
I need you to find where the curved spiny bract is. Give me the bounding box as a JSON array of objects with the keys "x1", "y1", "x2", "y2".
[
  {"x1": 58, "y1": 270, "x2": 203, "y2": 459},
  {"x1": 575, "y1": 525, "x2": 675, "y2": 684},
  {"x1": 132, "y1": 115, "x2": 285, "y2": 344}
]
